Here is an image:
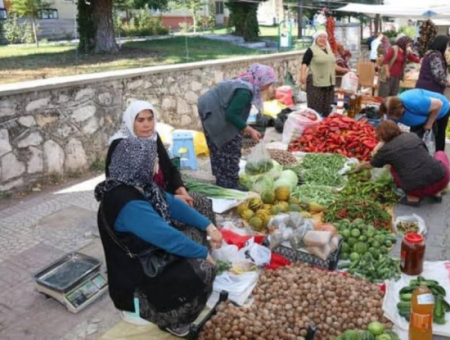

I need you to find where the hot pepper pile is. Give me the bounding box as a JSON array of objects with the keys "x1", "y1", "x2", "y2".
[{"x1": 288, "y1": 115, "x2": 378, "y2": 161}]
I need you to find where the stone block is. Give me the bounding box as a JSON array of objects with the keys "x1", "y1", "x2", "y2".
[
  {"x1": 214, "y1": 71, "x2": 224, "y2": 83},
  {"x1": 0, "y1": 129, "x2": 12, "y2": 157},
  {"x1": 26, "y1": 98, "x2": 50, "y2": 112},
  {"x1": 17, "y1": 132, "x2": 43, "y2": 148},
  {"x1": 18, "y1": 116, "x2": 36, "y2": 127},
  {"x1": 58, "y1": 94, "x2": 70, "y2": 103},
  {"x1": 161, "y1": 97, "x2": 175, "y2": 110},
  {"x1": 72, "y1": 105, "x2": 96, "y2": 122},
  {"x1": 83, "y1": 117, "x2": 100, "y2": 134},
  {"x1": 44, "y1": 140, "x2": 64, "y2": 174},
  {"x1": 75, "y1": 88, "x2": 95, "y2": 101},
  {"x1": 176, "y1": 98, "x2": 191, "y2": 115},
  {"x1": 128, "y1": 79, "x2": 144, "y2": 90},
  {"x1": 169, "y1": 84, "x2": 181, "y2": 95},
  {"x1": 98, "y1": 92, "x2": 114, "y2": 106},
  {"x1": 0, "y1": 107, "x2": 15, "y2": 117},
  {"x1": 65, "y1": 139, "x2": 88, "y2": 171},
  {"x1": 0, "y1": 178, "x2": 23, "y2": 191},
  {"x1": 191, "y1": 81, "x2": 202, "y2": 91},
  {"x1": 56, "y1": 123, "x2": 77, "y2": 139},
  {"x1": 180, "y1": 114, "x2": 192, "y2": 127},
  {"x1": 1, "y1": 152, "x2": 25, "y2": 182},
  {"x1": 35, "y1": 111, "x2": 60, "y2": 127},
  {"x1": 27, "y1": 146, "x2": 43, "y2": 174},
  {"x1": 184, "y1": 91, "x2": 198, "y2": 104}
]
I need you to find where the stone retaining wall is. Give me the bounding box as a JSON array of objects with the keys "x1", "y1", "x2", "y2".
[{"x1": 0, "y1": 51, "x2": 304, "y2": 192}]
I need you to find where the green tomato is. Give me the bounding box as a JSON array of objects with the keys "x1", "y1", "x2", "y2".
[
  {"x1": 348, "y1": 237, "x2": 358, "y2": 247},
  {"x1": 351, "y1": 229, "x2": 361, "y2": 238},
  {"x1": 380, "y1": 246, "x2": 388, "y2": 255},
  {"x1": 385, "y1": 240, "x2": 393, "y2": 248},
  {"x1": 359, "y1": 235, "x2": 367, "y2": 242},
  {"x1": 342, "y1": 242, "x2": 350, "y2": 253},
  {"x1": 342, "y1": 229, "x2": 351, "y2": 239},
  {"x1": 368, "y1": 321, "x2": 385, "y2": 336},
  {"x1": 340, "y1": 252, "x2": 349, "y2": 260},
  {"x1": 350, "y1": 252, "x2": 361, "y2": 262},
  {"x1": 366, "y1": 227, "x2": 376, "y2": 238},
  {"x1": 372, "y1": 241, "x2": 381, "y2": 249},
  {"x1": 376, "y1": 335, "x2": 391, "y2": 340}
]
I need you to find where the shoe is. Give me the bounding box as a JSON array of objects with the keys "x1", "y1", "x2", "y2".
[
  {"x1": 165, "y1": 324, "x2": 191, "y2": 337},
  {"x1": 399, "y1": 196, "x2": 420, "y2": 207},
  {"x1": 430, "y1": 196, "x2": 443, "y2": 204},
  {"x1": 120, "y1": 311, "x2": 152, "y2": 326}
]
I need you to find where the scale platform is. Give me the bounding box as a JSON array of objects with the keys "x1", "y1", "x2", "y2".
[{"x1": 34, "y1": 252, "x2": 108, "y2": 313}]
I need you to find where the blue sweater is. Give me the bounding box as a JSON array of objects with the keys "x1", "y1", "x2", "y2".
[{"x1": 115, "y1": 193, "x2": 210, "y2": 259}]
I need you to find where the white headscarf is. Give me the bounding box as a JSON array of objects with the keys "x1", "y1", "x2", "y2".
[
  {"x1": 109, "y1": 100, "x2": 157, "y2": 144},
  {"x1": 312, "y1": 30, "x2": 331, "y2": 51}
]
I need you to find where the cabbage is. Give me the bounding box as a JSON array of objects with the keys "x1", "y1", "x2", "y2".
[
  {"x1": 267, "y1": 160, "x2": 283, "y2": 179},
  {"x1": 251, "y1": 175, "x2": 274, "y2": 194},
  {"x1": 279, "y1": 170, "x2": 298, "y2": 184}
]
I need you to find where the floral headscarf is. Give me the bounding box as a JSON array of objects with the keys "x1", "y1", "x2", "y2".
[
  {"x1": 396, "y1": 36, "x2": 413, "y2": 53},
  {"x1": 95, "y1": 101, "x2": 169, "y2": 221},
  {"x1": 236, "y1": 63, "x2": 278, "y2": 110}
]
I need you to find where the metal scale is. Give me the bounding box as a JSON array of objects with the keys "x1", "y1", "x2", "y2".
[{"x1": 34, "y1": 252, "x2": 108, "y2": 313}]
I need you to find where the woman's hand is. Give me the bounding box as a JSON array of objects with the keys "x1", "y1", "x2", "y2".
[
  {"x1": 206, "y1": 224, "x2": 223, "y2": 249},
  {"x1": 301, "y1": 74, "x2": 307, "y2": 84},
  {"x1": 243, "y1": 126, "x2": 261, "y2": 142},
  {"x1": 206, "y1": 253, "x2": 216, "y2": 266},
  {"x1": 175, "y1": 187, "x2": 194, "y2": 207}
]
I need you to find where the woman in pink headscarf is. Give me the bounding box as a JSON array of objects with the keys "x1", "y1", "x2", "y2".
[{"x1": 198, "y1": 63, "x2": 278, "y2": 190}]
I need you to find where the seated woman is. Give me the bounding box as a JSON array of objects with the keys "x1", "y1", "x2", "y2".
[
  {"x1": 105, "y1": 101, "x2": 216, "y2": 224},
  {"x1": 95, "y1": 101, "x2": 222, "y2": 338},
  {"x1": 356, "y1": 121, "x2": 450, "y2": 206}
]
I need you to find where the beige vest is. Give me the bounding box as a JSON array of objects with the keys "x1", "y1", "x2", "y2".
[{"x1": 309, "y1": 45, "x2": 336, "y2": 87}]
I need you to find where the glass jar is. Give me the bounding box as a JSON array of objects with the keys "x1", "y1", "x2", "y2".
[
  {"x1": 401, "y1": 233, "x2": 425, "y2": 275},
  {"x1": 348, "y1": 95, "x2": 357, "y2": 118}
]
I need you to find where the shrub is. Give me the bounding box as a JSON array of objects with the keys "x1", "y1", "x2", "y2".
[
  {"x1": 383, "y1": 29, "x2": 397, "y2": 39},
  {"x1": 398, "y1": 25, "x2": 415, "y2": 39},
  {"x1": 3, "y1": 14, "x2": 22, "y2": 44},
  {"x1": 21, "y1": 21, "x2": 36, "y2": 44},
  {"x1": 116, "y1": 10, "x2": 168, "y2": 37},
  {"x1": 178, "y1": 21, "x2": 192, "y2": 33}
]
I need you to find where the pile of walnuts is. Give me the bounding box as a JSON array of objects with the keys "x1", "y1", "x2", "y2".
[{"x1": 199, "y1": 263, "x2": 392, "y2": 339}]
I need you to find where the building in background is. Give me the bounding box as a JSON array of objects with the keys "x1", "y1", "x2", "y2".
[{"x1": 258, "y1": 0, "x2": 285, "y2": 25}]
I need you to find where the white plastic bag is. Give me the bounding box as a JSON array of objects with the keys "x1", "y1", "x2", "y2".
[
  {"x1": 210, "y1": 271, "x2": 259, "y2": 306},
  {"x1": 341, "y1": 71, "x2": 359, "y2": 94},
  {"x1": 245, "y1": 142, "x2": 273, "y2": 175},
  {"x1": 393, "y1": 214, "x2": 427, "y2": 235},
  {"x1": 241, "y1": 238, "x2": 271, "y2": 266},
  {"x1": 423, "y1": 130, "x2": 436, "y2": 155},
  {"x1": 282, "y1": 108, "x2": 321, "y2": 144}
]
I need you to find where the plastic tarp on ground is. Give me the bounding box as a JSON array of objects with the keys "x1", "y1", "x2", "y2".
[{"x1": 336, "y1": 3, "x2": 450, "y2": 19}]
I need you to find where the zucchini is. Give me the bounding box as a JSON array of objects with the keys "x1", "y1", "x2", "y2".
[
  {"x1": 397, "y1": 301, "x2": 411, "y2": 310},
  {"x1": 399, "y1": 286, "x2": 415, "y2": 295},
  {"x1": 400, "y1": 293, "x2": 412, "y2": 302}
]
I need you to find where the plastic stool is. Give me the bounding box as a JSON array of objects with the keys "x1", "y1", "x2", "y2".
[{"x1": 171, "y1": 131, "x2": 198, "y2": 170}]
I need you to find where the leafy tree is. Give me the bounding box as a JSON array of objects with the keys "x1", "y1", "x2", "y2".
[
  {"x1": 9, "y1": 0, "x2": 49, "y2": 47},
  {"x1": 226, "y1": 0, "x2": 267, "y2": 42},
  {"x1": 77, "y1": 0, "x2": 168, "y2": 54},
  {"x1": 3, "y1": 14, "x2": 22, "y2": 44}
]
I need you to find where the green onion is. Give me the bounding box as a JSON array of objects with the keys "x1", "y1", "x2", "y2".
[{"x1": 183, "y1": 177, "x2": 249, "y2": 200}]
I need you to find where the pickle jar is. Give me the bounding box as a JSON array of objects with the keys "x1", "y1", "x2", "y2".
[{"x1": 401, "y1": 233, "x2": 425, "y2": 276}]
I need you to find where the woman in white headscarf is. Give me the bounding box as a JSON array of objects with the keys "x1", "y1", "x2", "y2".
[
  {"x1": 300, "y1": 30, "x2": 350, "y2": 116},
  {"x1": 95, "y1": 101, "x2": 221, "y2": 337}
]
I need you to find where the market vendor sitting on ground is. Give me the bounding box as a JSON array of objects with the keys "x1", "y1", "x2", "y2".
[
  {"x1": 95, "y1": 101, "x2": 222, "y2": 338},
  {"x1": 198, "y1": 63, "x2": 278, "y2": 191},
  {"x1": 381, "y1": 88, "x2": 450, "y2": 152},
  {"x1": 105, "y1": 101, "x2": 216, "y2": 224},
  {"x1": 301, "y1": 30, "x2": 350, "y2": 117},
  {"x1": 355, "y1": 121, "x2": 450, "y2": 206}
]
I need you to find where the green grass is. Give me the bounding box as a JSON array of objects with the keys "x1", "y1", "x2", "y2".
[{"x1": 0, "y1": 37, "x2": 263, "y2": 84}]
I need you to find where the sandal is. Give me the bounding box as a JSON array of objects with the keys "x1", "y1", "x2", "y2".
[
  {"x1": 399, "y1": 196, "x2": 420, "y2": 207},
  {"x1": 430, "y1": 196, "x2": 443, "y2": 204}
]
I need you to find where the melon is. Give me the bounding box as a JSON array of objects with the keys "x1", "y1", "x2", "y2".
[
  {"x1": 241, "y1": 209, "x2": 254, "y2": 221},
  {"x1": 261, "y1": 190, "x2": 276, "y2": 204},
  {"x1": 276, "y1": 201, "x2": 290, "y2": 213},
  {"x1": 249, "y1": 217, "x2": 264, "y2": 232},
  {"x1": 275, "y1": 187, "x2": 290, "y2": 202},
  {"x1": 248, "y1": 197, "x2": 263, "y2": 211}
]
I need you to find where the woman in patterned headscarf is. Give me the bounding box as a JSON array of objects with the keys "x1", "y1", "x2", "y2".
[
  {"x1": 379, "y1": 35, "x2": 420, "y2": 97},
  {"x1": 198, "y1": 63, "x2": 278, "y2": 190},
  {"x1": 95, "y1": 101, "x2": 221, "y2": 338}
]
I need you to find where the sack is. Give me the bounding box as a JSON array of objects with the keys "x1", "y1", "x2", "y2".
[
  {"x1": 423, "y1": 130, "x2": 436, "y2": 155},
  {"x1": 393, "y1": 214, "x2": 427, "y2": 236},
  {"x1": 282, "y1": 108, "x2": 321, "y2": 144},
  {"x1": 275, "y1": 86, "x2": 294, "y2": 107},
  {"x1": 341, "y1": 72, "x2": 359, "y2": 93},
  {"x1": 244, "y1": 141, "x2": 273, "y2": 175},
  {"x1": 138, "y1": 247, "x2": 179, "y2": 278}
]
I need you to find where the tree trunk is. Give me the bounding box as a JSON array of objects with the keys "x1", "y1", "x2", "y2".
[
  {"x1": 92, "y1": 0, "x2": 119, "y2": 54},
  {"x1": 32, "y1": 17, "x2": 39, "y2": 48},
  {"x1": 297, "y1": 0, "x2": 303, "y2": 38},
  {"x1": 374, "y1": 14, "x2": 380, "y2": 35},
  {"x1": 78, "y1": 0, "x2": 96, "y2": 53}
]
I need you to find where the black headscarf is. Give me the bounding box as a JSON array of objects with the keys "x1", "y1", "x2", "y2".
[{"x1": 430, "y1": 35, "x2": 449, "y2": 57}]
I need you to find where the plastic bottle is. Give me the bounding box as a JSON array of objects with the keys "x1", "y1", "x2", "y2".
[
  {"x1": 336, "y1": 89, "x2": 345, "y2": 115},
  {"x1": 409, "y1": 285, "x2": 434, "y2": 340},
  {"x1": 348, "y1": 95, "x2": 357, "y2": 118}
]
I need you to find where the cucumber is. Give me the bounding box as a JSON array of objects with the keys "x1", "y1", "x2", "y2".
[
  {"x1": 397, "y1": 301, "x2": 411, "y2": 310},
  {"x1": 400, "y1": 293, "x2": 412, "y2": 302}
]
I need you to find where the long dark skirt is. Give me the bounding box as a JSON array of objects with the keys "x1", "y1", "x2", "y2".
[
  {"x1": 306, "y1": 74, "x2": 334, "y2": 117},
  {"x1": 204, "y1": 132, "x2": 242, "y2": 189},
  {"x1": 378, "y1": 76, "x2": 401, "y2": 97},
  {"x1": 137, "y1": 228, "x2": 216, "y2": 329},
  {"x1": 173, "y1": 192, "x2": 216, "y2": 227}
]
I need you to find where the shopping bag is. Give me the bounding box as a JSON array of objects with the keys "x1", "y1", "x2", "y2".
[
  {"x1": 341, "y1": 71, "x2": 359, "y2": 93},
  {"x1": 275, "y1": 86, "x2": 294, "y2": 107},
  {"x1": 423, "y1": 130, "x2": 436, "y2": 155},
  {"x1": 244, "y1": 141, "x2": 273, "y2": 175},
  {"x1": 282, "y1": 108, "x2": 321, "y2": 144}
]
